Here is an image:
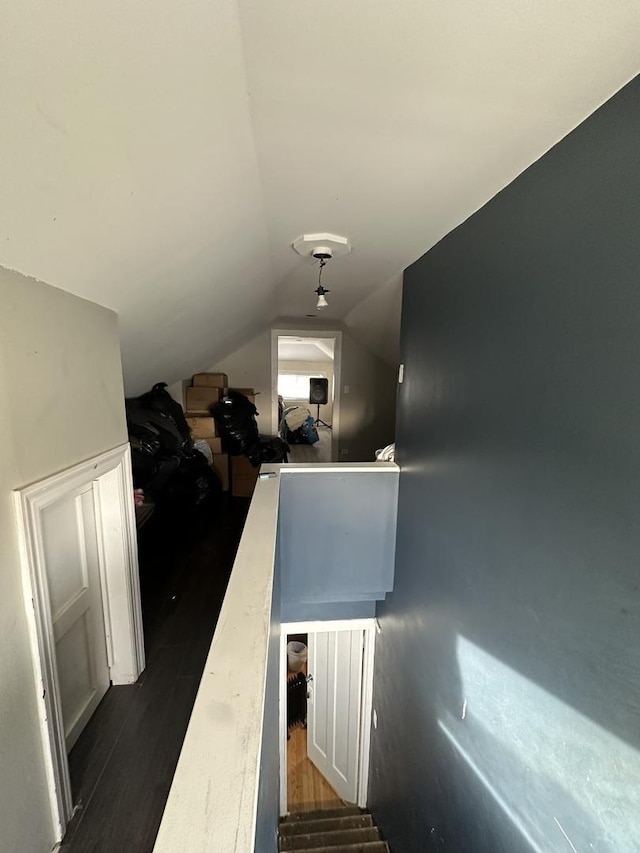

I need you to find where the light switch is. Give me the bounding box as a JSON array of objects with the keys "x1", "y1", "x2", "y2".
[{"x1": 343, "y1": 385, "x2": 350, "y2": 394}]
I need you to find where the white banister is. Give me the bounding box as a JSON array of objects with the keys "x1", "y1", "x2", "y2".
[
  {"x1": 153, "y1": 462, "x2": 398, "y2": 852},
  {"x1": 153, "y1": 469, "x2": 280, "y2": 853}
]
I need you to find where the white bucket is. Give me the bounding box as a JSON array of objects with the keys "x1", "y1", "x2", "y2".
[{"x1": 287, "y1": 641, "x2": 308, "y2": 673}]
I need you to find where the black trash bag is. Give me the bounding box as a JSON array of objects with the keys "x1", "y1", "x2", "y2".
[
  {"x1": 162, "y1": 450, "x2": 222, "y2": 508},
  {"x1": 137, "y1": 383, "x2": 192, "y2": 446},
  {"x1": 128, "y1": 423, "x2": 162, "y2": 458},
  {"x1": 211, "y1": 391, "x2": 260, "y2": 456},
  {"x1": 247, "y1": 437, "x2": 289, "y2": 466},
  {"x1": 126, "y1": 387, "x2": 193, "y2": 459},
  {"x1": 132, "y1": 454, "x2": 181, "y2": 500},
  {"x1": 126, "y1": 382, "x2": 217, "y2": 509}
]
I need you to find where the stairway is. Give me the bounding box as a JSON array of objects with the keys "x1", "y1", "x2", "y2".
[{"x1": 279, "y1": 806, "x2": 389, "y2": 852}]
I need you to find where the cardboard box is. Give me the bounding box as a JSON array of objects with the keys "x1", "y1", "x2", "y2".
[
  {"x1": 204, "y1": 437, "x2": 222, "y2": 455},
  {"x1": 211, "y1": 453, "x2": 229, "y2": 492},
  {"x1": 193, "y1": 372, "x2": 228, "y2": 387},
  {"x1": 185, "y1": 416, "x2": 216, "y2": 439},
  {"x1": 231, "y1": 455, "x2": 259, "y2": 498},
  {"x1": 186, "y1": 386, "x2": 222, "y2": 413}
]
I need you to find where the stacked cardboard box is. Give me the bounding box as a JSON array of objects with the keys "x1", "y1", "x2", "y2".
[
  {"x1": 186, "y1": 373, "x2": 229, "y2": 491},
  {"x1": 231, "y1": 455, "x2": 259, "y2": 498},
  {"x1": 229, "y1": 387, "x2": 257, "y2": 405},
  {"x1": 228, "y1": 387, "x2": 259, "y2": 497},
  {"x1": 185, "y1": 374, "x2": 261, "y2": 497},
  {"x1": 185, "y1": 385, "x2": 223, "y2": 414}
]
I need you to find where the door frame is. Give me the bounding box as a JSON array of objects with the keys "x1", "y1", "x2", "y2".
[
  {"x1": 279, "y1": 618, "x2": 376, "y2": 817},
  {"x1": 13, "y1": 443, "x2": 145, "y2": 842},
  {"x1": 271, "y1": 329, "x2": 343, "y2": 462}
]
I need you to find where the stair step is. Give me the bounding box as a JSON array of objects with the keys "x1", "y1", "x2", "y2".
[
  {"x1": 282, "y1": 806, "x2": 362, "y2": 823},
  {"x1": 280, "y1": 826, "x2": 381, "y2": 851},
  {"x1": 280, "y1": 815, "x2": 373, "y2": 838},
  {"x1": 284, "y1": 843, "x2": 388, "y2": 853}
]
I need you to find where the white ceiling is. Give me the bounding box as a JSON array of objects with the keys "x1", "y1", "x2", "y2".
[
  {"x1": 278, "y1": 336, "x2": 335, "y2": 363},
  {"x1": 1, "y1": 0, "x2": 639, "y2": 393}
]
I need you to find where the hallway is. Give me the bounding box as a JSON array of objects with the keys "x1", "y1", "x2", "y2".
[{"x1": 61, "y1": 497, "x2": 248, "y2": 852}]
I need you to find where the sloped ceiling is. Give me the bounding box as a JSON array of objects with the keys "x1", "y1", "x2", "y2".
[
  {"x1": 278, "y1": 336, "x2": 335, "y2": 363},
  {"x1": 1, "y1": 0, "x2": 639, "y2": 393}
]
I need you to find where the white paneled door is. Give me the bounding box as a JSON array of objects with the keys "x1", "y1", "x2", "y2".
[
  {"x1": 307, "y1": 629, "x2": 364, "y2": 803},
  {"x1": 41, "y1": 487, "x2": 110, "y2": 752}
]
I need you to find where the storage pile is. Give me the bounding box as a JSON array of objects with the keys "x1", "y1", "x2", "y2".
[
  {"x1": 184, "y1": 373, "x2": 231, "y2": 492},
  {"x1": 126, "y1": 382, "x2": 221, "y2": 513},
  {"x1": 187, "y1": 374, "x2": 288, "y2": 497}
]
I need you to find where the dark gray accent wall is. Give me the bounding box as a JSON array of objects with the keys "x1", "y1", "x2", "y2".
[{"x1": 369, "y1": 77, "x2": 640, "y2": 853}]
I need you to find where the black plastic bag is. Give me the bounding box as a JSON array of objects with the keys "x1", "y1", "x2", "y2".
[
  {"x1": 126, "y1": 383, "x2": 193, "y2": 455},
  {"x1": 247, "y1": 437, "x2": 289, "y2": 466},
  {"x1": 211, "y1": 391, "x2": 260, "y2": 456}
]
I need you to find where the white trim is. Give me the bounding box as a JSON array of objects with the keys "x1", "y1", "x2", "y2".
[
  {"x1": 14, "y1": 496, "x2": 72, "y2": 841},
  {"x1": 358, "y1": 626, "x2": 376, "y2": 808},
  {"x1": 278, "y1": 462, "x2": 397, "y2": 474},
  {"x1": 271, "y1": 328, "x2": 343, "y2": 461},
  {"x1": 13, "y1": 443, "x2": 145, "y2": 841},
  {"x1": 92, "y1": 451, "x2": 145, "y2": 682},
  {"x1": 279, "y1": 618, "x2": 376, "y2": 817},
  {"x1": 279, "y1": 630, "x2": 289, "y2": 817},
  {"x1": 282, "y1": 619, "x2": 376, "y2": 634},
  {"x1": 153, "y1": 473, "x2": 281, "y2": 853}
]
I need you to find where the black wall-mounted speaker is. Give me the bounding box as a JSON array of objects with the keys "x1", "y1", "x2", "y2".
[{"x1": 309, "y1": 377, "x2": 329, "y2": 405}]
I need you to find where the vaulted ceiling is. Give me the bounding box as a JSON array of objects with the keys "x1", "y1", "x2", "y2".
[{"x1": 2, "y1": 1, "x2": 639, "y2": 394}]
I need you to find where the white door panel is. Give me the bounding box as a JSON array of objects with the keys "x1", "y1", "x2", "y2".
[
  {"x1": 41, "y1": 488, "x2": 110, "y2": 751},
  {"x1": 307, "y1": 629, "x2": 363, "y2": 803}
]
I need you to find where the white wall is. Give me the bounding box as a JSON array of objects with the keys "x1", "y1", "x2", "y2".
[
  {"x1": 210, "y1": 322, "x2": 396, "y2": 460},
  {"x1": 1, "y1": 0, "x2": 274, "y2": 397},
  {"x1": 209, "y1": 329, "x2": 273, "y2": 433},
  {"x1": 278, "y1": 358, "x2": 334, "y2": 423},
  {"x1": 0, "y1": 266, "x2": 127, "y2": 852}
]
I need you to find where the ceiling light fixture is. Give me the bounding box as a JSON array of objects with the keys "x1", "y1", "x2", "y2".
[
  {"x1": 313, "y1": 250, "x2": 331, "y2": 310},
  {"x1": 292, "y1": 233, "x2": 351, "y2": 314}
]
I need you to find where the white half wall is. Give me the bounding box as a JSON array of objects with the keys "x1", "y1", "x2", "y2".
[{"x1": 0, "y1": 266, "x2": 128, "y2": 852}]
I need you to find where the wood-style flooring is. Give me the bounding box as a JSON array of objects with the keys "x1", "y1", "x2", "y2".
[
  {"x1": 61, "y1": 496, "x2": 248, "y2": 853},
  {"x1": 287, "y1": 726, "x2": 343, "y2": 814},
  {"x1": 287, "y1": 424, "x2": 332, "y2": 463}
]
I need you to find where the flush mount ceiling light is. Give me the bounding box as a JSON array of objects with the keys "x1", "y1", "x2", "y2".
[{"x1": 293, "y1": 233, "x2": 351, "y2": 312}]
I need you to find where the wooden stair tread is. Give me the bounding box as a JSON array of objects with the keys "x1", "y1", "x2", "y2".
[
  {"x1": 284, "y1": 844, "x2": 388, "y2": 853},
  {"x1": 281, "y1": 827, "x2": 380, "y2": 850},
  {"x1": 282, "y1": 806, "x2": 363, "y2": 823},
  {"x1": 280, "y1": 815, "x2": 373, "y2": 837}
]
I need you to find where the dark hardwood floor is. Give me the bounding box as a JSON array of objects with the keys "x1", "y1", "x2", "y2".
[{"x1": 61, "y1": 496, "x2": 249, "y2": 853}]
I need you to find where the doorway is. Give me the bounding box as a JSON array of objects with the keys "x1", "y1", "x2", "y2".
[
  {"x1": 285, "y1": 632, "x2": 343, "y2": 813},
  {"x1": 280, "y1": 619, "x2": 376, "y2": 817},
  {"x1": 14, "y1": 444, "x2": 144, "y2": 842},
  {"x1": 271, "y1": 330, "x2": 342, "y2": 462}
]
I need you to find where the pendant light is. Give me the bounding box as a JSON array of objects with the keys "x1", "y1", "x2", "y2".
[
  {"x1": 314, "y1": 253, "x2": 331, "y2": 310},
  {"x1": 292, "y1": 233, "x2": 352, "y2": 313}
]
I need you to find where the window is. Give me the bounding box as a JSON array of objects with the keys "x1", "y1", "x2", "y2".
[{"x1": 278, "y1": 373, "x2": 325, "y2": 400}]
